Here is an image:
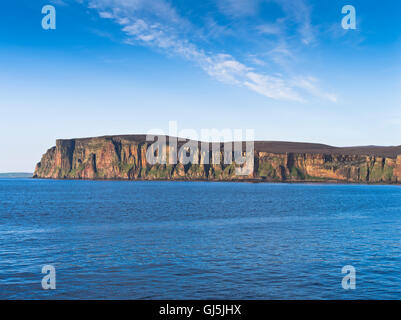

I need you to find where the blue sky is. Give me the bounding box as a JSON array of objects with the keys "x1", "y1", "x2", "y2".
[{"x1": 1, "y1": 0, "x2": 401, "y2": 172}]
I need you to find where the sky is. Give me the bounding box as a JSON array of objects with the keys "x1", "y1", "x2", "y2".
[{"x1": 0, "y1": 0, "x2": 401, "y2": 172}]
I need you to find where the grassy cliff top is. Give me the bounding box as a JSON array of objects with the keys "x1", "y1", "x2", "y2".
[{"x1": 54, "y1": 135, "x2": 401, "y2": 158}]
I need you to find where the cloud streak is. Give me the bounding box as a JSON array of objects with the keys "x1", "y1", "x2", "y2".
[{"x1": 84, "y1": 0, "x2": 336, "y2": 103}]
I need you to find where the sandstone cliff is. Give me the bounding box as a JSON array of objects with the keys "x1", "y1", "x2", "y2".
[{"x1": 33, "y1": 135, "x2": 401, "y2": 183}]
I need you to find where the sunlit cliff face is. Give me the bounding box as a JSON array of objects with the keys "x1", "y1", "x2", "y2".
[{"x1": 34, "y1": 136, "x2": 401, "y2": 183}]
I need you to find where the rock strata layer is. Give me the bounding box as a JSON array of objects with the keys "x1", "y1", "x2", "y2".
[{"x1": 33, "y1": 135, "x2": 401, "y2": 183}]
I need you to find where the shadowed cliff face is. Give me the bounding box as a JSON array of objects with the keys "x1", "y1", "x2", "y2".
[{"x1": 33, "y1": 135, "x2": 401, "y2": 183}]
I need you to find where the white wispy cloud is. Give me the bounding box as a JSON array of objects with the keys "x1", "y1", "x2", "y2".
[
  {"x1": 99, "y1": 11, "x2": 114, "y2": 19},
  {"x1": 217, "y1": 0, "x2": 260, "y2": 17},
  {"x1": 49, "y1": 0, "x2": 68, "y2": 5},
  {"x1": 256, "y1": 23, "x2": 284, "y2": 36},
  {"x1": 83, "y1": 0, "x2": 336, "y2": 103},
  {"x1": 292, "y1": 76, "x2": 337, "y2": 102},
  {"x1": 219, "y1": 0, "x2": 315, "y2": 45},
  {"x1": 279, "y1": 0, "x2": 315, "y2": 45},
  {"x1": 245, "y1": 72, "x2": 305, "y2": 102}
]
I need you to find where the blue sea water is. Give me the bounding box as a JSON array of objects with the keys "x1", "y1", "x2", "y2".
[{"x1": 1, "y1": 179, "x2": 401, "y2": 299}]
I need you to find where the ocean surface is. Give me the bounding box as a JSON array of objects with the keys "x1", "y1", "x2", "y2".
[{"x1": 1, "y1": 179, "x2": 401, "y2": 299}]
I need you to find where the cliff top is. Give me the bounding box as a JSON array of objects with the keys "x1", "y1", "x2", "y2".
[{"x1": 55, "y1": 135, "x2": 401, "y2": 158}]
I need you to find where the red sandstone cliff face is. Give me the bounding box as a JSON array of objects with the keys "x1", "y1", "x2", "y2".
[
  {"x1": 394, "y1": 156, "x2": 401, "y2": 180},
  {"x1": 33, "y1": 136, "x2": 401, "y2": 183}
]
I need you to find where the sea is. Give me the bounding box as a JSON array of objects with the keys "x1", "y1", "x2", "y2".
[{"x1": 1, "y1": 179, "x2": 401, "y2": 299}]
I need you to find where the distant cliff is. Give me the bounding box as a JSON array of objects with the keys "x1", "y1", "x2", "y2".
[
  {"x1": 34, "y1": 135, "x2": 401, "y2": 183},
  {"x1": 0, "y1": 173, "x2": 33, "y2": 178}
]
